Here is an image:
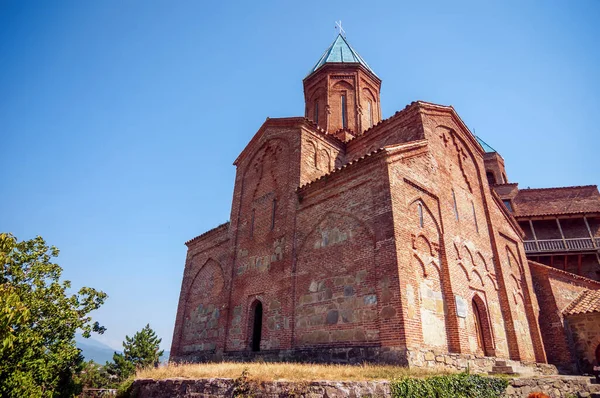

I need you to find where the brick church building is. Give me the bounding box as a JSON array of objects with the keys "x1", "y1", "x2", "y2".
[{"x1": 171, "y1": 35, "x2": 600, "y2": 374}]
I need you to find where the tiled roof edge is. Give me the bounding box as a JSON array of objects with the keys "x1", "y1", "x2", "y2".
[
  {"x1": 528, "y1": 260, "x2": 600, "y2": 287},
  {"x1": 519, "y1": 185, "x2": 598, "y2": 192},
  {"x1": 185, "y1": 222, "x2": 230, "y2": 246}
]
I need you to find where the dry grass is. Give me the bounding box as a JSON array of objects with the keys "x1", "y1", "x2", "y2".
[{"x1": 137, "y1": 362, "x2": 452, "y2": 382}]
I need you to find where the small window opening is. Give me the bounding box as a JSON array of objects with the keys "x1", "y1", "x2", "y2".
[
  {"x1": 250, "y1": 209, "x2": 255, "y2": 237},
  {"x1": 452, "y1": 190, "x2": 459, "y2": 221},
  {"x1": 472, "y1": 202, "x2": 479, "y2": 233},
  {"x1": 486, "y1": 171, "x2": 496, "y2": 185},
  {"x1": 503, "y1": 200, "x2": 513, "y2": 212},
  {"x1": 271, "y1": 199, "x2": 276, "y2": 230},
  {"x1": 341, "y1": 94, "x2": 347, "y2": 129},
  {"x1": 251, "y1": 301, "x2": 263, "y2": 352},
  {"x1": 506, "y1": 248, "x2": 512, "y2": 268},
  {"x1": 418, "y1": 203, "x2": 424, "y2": 228},
  {"x1": 502, "y1": 173, "x2": 508, "y2": 184},
  {"x1": 367, "y1": 100, "x2": 373, "y2": 128},
  {"x1": 314, "y1": 101, "x2": 319, "y2": 124}
]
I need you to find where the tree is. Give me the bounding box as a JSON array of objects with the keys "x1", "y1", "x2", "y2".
[
  {"x1": 0, "y1": 233, "x2": 107, "y2": 398},
  {"x1": 74, "y1": 360, "x2": 117, "y2": 392},
  {"x1": 106, "y1": 324, "x2": 164, "y2": 381}
]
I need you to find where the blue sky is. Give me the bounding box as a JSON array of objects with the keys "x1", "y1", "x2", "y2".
[{"x1": 1, "y1": 1, "x2": 598, "y2": 351}]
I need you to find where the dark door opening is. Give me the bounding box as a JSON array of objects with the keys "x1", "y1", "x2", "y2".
[
  {"x1": 473, "y1": 299, "x2": 485, "y2": 353},
  {"x1": 251, "y1": 302, "x2": 263, "y2": 352},
  {"x1": 595, "y1": 343, "x2": 600, "y2": 364}
]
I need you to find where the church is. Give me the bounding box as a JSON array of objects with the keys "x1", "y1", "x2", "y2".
[{"x1": 170, "y1": 34, "x2": 600, "y2": 375}]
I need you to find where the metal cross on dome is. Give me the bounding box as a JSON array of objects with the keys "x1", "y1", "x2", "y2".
[{"x1": 335, "y1": 20, "x2": 346, "y2": 37}]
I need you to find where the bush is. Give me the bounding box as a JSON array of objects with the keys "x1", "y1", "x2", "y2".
[{"x1": 390, "y1": 372, "x2": 509, "y2": 398}]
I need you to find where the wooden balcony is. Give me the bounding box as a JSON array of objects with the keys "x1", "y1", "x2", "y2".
[{"x1": 524, "y1": 237, "x2": 600, "y2": 254}]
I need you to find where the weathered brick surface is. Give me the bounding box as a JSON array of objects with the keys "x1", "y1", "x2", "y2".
[
  {"x1": 170, "y1": 41, "x2": 599, "y2": 374},
  {"x1": 530, "y1": 260, "x2": 600, "y2": 373}
]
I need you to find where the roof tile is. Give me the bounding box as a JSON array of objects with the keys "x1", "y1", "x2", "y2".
[{"x1": 564, "y1": 289, "x2": 600, "y2": 315}]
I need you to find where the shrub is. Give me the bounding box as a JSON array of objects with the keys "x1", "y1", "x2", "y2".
[{"x1": 390, "y1": 372, "x2": 509, "y2": 398}]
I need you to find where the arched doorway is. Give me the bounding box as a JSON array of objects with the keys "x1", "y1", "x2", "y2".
[
  {"x1": 472, "y1": 296, "x2": 494, "y2": 356},
  {"x1": 250, "y1": 301, "x2": 263, "y2": 352}
]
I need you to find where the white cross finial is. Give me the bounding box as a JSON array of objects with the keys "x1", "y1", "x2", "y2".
[{"x1": 335, "y1": 20, "x2": 346, "y2": 38}]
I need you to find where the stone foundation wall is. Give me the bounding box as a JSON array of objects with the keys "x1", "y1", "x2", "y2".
[
  {"x1": 406, "y1": 349, "x2": 557, "y2": 376},
  {"x1": 131, "y1": 376, "x2": 600, "y2": 398},
  {"x1": 172, "y1": 346, "x2": 556, "y2": 377}
]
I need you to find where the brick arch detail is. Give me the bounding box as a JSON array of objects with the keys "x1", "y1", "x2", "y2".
[
  {"x1": 183, "y1": 257, "x2": 226, "y2": 300},
  {"x1": 241, "y1": 137, "x2": 290, "y2": 185},
  {"x1": 408, "y1": 198, "x2": 442, "y2": 236},
  {"x1": 471, "y1": 293, "x2": 496, "y2": 356},
  {"x1": 297, "y1": 210, "x2": 376, "y2": 254}
]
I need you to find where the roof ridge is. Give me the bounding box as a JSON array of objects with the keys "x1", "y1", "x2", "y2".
[
  {"x1": 519, "y1": 185, "x2": 598, "y2": 192},
  {"x1": 528, "y1": 260, "x2": 600, "y2": 287},
  {"x1": 185, "y1": 222, "x2": 230, "y2": 246},
  {"x1": 345, "y1": 102, "x2": 420, "y2": 145}
]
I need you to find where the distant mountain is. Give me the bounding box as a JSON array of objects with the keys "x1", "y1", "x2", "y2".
[
  {"x1": 75, "y1": 335, "x2": 171, "y2": 365},
  {"x1": 75, "y1": 335, "x2": 119, "y2": 365}
]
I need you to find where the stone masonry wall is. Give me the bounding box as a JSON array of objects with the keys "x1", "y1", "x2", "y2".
[
  {"x1": 132, "y1": 376, "x2": 600, "y2": 398},
  {"x1": 566, "y1": 312, "x2": 600, "y2": 374}
]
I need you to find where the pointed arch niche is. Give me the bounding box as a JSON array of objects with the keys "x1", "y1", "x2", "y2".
[
  {"x1": 408, "y1": 199, "x2": 449, "y2": 349},
  {"x1": 472, "y1": 294, "x2": 495, "y2": 357}
]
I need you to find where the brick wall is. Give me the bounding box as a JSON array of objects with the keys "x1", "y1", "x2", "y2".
[
  {"x1": 171, "y1": 103, "x2": 548, "y2": 366},
  {"x1": 529, "y1": 260, "x2": 600, "y2": 372}
]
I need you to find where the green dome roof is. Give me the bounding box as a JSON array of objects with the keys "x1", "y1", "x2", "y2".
[
  {"x1": 476, "y1": 136, "x2": 497, "y2": 153},
  {"x1": 308, "y1": 34, "x2": 377, "y2": 77}
]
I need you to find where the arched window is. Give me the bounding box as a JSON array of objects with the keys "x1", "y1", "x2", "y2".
[
  {"x1": 249, "y1": 301, "x2": 263, "y2": 352},
  {"x1": 472, "y1": 202, "x2": 479, "y2": 233},
  {"x1": 506, "y1": 248, "x2": 512, "y2": 268},
  {"x1": 341, "y1": 94, "x2": 347, "y2": 129},
  {"x1": 486, "y1": 171, "x2": 496, "y2": 185},
  {"x1": 418, "y1": 203, "x2": 424, "y2": 228},
  {"x1": 502, "y1": 173, "x2": 508, "y2": 184},
  {"x1": 271, "y1": 199, "x2": 277, "y2": 230},
  {"x1": 452, "y1": 189, "x2": 459, "y2": 221},
  {"x1": 250, "y1": 209, "x2": 255, "y2": 237}
]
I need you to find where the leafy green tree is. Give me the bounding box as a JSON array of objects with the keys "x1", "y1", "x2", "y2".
[
  {"x1": 0, "y1": 233, "x2": 107, "y2": 398},
  {"x1": 106, "y1": 324, "x2": 164, "y2": 380},
  {"x1": 74, "y1": 360, "x2": 117, "y2": 391}
]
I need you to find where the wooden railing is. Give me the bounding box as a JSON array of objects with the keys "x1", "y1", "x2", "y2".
[{"x1": 524, "y1": 238, "x2": 599, "y2": 253}]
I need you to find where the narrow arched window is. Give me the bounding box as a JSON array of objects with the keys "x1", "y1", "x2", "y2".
[
  {"x1": 506, "y1": 248, "x2": 512, "y2": 268},
  {"x1": 367, "y1": 100, "x2": 373, "y2": 128},
  {"x1": 250, "y1": 209, "x2": 255, "y2": 237},
  {"x1": 314, "y1": 101, "x2": 319, "y2": 124},
  {"x1": 271, "y1": 199, "x2": 277, "y2": 230},
  {"x1": 418, "y1": 203, "x2": 424, "y2": 228},
  {"x1": 452, "y1": 189, "x2": 459, "y2": 221},
  {"x1": 486, "y1": 171, "x2": 496, "y2": 185},
  {"x1": 341, "y1": 94, "x2": 347, "y2": 129},
  {"x1": 472, "y1": 202, "x2": 479, "y2": 233}
]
